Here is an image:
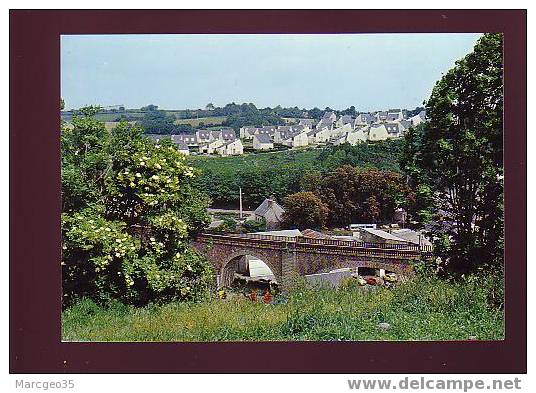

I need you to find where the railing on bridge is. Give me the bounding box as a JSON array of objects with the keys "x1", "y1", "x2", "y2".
[{"x1": 195, "y1": 232, "x2": 433, "y2": 254}]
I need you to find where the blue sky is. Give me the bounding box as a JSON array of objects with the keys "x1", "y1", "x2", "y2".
[{"x1": 61, "y1": 33, "x2": 482, "y2": 111}]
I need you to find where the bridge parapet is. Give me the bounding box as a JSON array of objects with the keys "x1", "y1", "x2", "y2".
[{"x1": 194, "y1": 232, "x2": 432, "y2": 258}]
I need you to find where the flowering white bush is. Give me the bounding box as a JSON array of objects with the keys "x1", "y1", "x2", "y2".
[{"x1": 61, "y1": 110, "x2": 212, "y2": 306}]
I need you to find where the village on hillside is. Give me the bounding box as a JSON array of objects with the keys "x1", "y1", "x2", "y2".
[{"x1": 144, "y1": 108, "x2": 427, "y2": 157}]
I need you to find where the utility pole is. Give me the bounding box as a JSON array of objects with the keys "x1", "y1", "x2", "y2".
[{"x1": 239, "y1": 187, "x2": 243, "y2": 220}]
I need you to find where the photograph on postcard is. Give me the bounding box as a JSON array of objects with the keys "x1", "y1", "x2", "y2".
[{"x1": 60, "y1": 33, "x2": 504, "y2": 342}]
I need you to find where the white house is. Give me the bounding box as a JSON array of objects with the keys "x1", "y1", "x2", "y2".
[
  {"x1": 210, "y1": 128, "x2": 236, "y2": 142},
  {"x1": 329, "y1": 123, "x2": 353, "y2": 140},
  {"x1": 217, "y1": 139, "x2": 244, "y2": 156},
  {"x1": 253, "y1": 198, "x2": 286, "y2": 230},
  {"x1": 345, "y1": 127, "x2": 369, "y2": 145},
  {"x1": 239, "y1": 126, "x2": 259, "y2": 140},
  {"x1": 282, "y1": 129, "x2": 309, "y2": 147},
  {"x1": 177, "y1": 143, "x2": 190, "y2": 155},
  {"x1": 386, "y1": 110, "x2": 404, "y2": 122},
  {"x1": 206, "y1": 139, "x2": 224, "y2": 154},
  {"x1": 336, "y1": 115, "x2": 355, "y2": 128},
  {"x1": 409, "y1": 110, "x2": 427, "y2": 126},
  {"x1": 274, "y1": 125, "x2": 309, "y2": 144},
  {"x1": 368, "y1": 124, "x2": 389, "y2": 141},
  {"x1": 355, "y1": 113, "x2": 375, "y2": 126},
  {"x1": 307, "y1": 127, "x2": 331, "y2": 144},
  {"x1": 252, "y1": 133, "x2": 274, "y2": 150},
  {"x1": 397, "y1": 120, "x2": 413, "y2": 134},
  {"x1": 316, "y1": 112, "x2": 336, "y2": 130},
  {"x1": 385, "y1": 123, "x2": 402, "y2": 138}
]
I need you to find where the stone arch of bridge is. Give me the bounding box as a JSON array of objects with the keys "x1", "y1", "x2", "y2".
[{"x1": 219, "y1": 248, "x2": 282, "y2": 288}]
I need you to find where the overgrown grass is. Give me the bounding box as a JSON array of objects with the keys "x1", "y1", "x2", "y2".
[{"x1": 62, "y1": 274, "x2": 504, "y2": 342}]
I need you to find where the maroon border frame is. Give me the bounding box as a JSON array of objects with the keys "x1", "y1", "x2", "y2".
[{"x1": 10, "y1": 10, "x2": 526, "y2": 373}]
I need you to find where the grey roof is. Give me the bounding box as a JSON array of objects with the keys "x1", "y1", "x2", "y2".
[
  {"x1": 196, "y1": 129, "x2": 211, "y2": 138},
  {"x1": 243, "y1": 127, "x2": 259, "y2": 135},
  {"x1": 254, "y1": 198, "x2": 285, "y2": 221},
  {"x1": 221, "y1": 138, "x2": 241, "y2": 147},
  {"x1": 257, "y1": 126, "x2": 276, "y2": 136},
  {"x1": 174, "y1": 134, "x2": 197, "y2": 144},
  {"x1": 357, "y1": 113, "x2": 375, "y2": 124},
  {"x1": 277, "y1": 125, "x2": 293, "y2": 132},
  {"x1": 323, "y1": 111, "x2": 336, "y2": 119},
  {"x1": 399, "y1": 120, "x2": 412, "y2": 129},
  {"x1": 376, "y1": 111, "x2": 388, "y2": 120},
  {"x1": 386, "y1": 113, "x2": 401, "y2": 122},
  {"x1": 252, "y1": 229, "x2": 302, "y2": 237},
  {"x1": 340, "y1": 115, "x2": 354, "y2": 124},
  {"x1": 418, "y1": 110, "x2": 427, "y2": 120},
  {"x1": 278, "y1": 129, "x2": 296, "y2": 140},
  {"x1": 385, "y1": 123, "x2": 400, "y2": 134},
  {"x1": 254, "y1": 133, "x2": 272, "y2": 144},
  {"x1": 315, "y1": 121, "x2": 331, "y2": 130},
  {"x1": 299, "y1": 119, "x2": 314, "y2": 126},
  {"x1": 220, "y1": 129, "x2": 236, "y2": 140},
  {"x1": 361, "y1": 228, "x2": 407, "y2": 242},
  {"x1": 391, "y1": 229, "x2": 432, "y2": 246}
]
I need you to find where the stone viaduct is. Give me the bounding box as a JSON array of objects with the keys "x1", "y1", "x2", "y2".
[{"x1": 191, "y1": 233, "x2": 432, "y2": 288}]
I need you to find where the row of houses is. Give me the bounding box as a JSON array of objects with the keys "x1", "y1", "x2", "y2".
[
  {"x1": 145, "y1": 109, "x2": 427, "y2": 155},
  {"x1": 240, "y1": 109, "x2": 427, "y2": 149},
  {"x1": 145, "y1": 128, "x2": 244, "y2": 157}
]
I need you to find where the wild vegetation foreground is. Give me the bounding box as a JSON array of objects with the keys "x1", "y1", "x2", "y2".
[{"x1": 62, "y1": 274, "x2": 503, "y2": 342}]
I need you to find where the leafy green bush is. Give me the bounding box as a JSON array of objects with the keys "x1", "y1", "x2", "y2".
[
  {"x1": 241, "y1": 218, "x2": 267, "y2": 233},
  {"x1": 61, "y1": 109, "x2": 213, "y2": 307},
  {"x1": 209, "y1": 217, "x2": 238, "y2": 233}
]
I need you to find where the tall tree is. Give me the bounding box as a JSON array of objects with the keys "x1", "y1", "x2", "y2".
[
  {"x1": 401, "y1": 33, "x2": 503, "y2": 273},
  {"x1": 317, "y1": 165, "x2": 409, "y2": 226},
  {"x1": 282, "y1": 192, "x2": 329, "y2": 230}
]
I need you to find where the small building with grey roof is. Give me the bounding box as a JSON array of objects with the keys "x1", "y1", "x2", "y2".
[{"x1": 254, "y1": 198, "x2": 285, "y2": 230}]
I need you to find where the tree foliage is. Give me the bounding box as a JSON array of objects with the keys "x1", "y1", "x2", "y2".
[
  {"x1": 222, "y1": 103, "x2": 285, "y2": 130},
  {"x1": 282, "y1": 192, "x2": 329, "y2": 230},
  {"x1": 317, "y1": 165, "x2": 410, "y2": 226},
  {"x1": 400, "y1": 33, "x2": 504, "y2": 273},
  {"x1": 190, "y1": 140, "x2": 403, "y2": 210},
  {"x1": 138, "y1": 109, "x2": 181, "y2": 134},
  {"x1": 61, "y1": 110, "x2": 213, "y2": 307}
]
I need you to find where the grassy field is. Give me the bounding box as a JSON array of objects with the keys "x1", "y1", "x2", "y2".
[
  {"x1": 174, "y1": 116, "x2": 227, "y2": 127},
  {"x1": 62, "y1": 275, "x2": 503, "y2": 342}
]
